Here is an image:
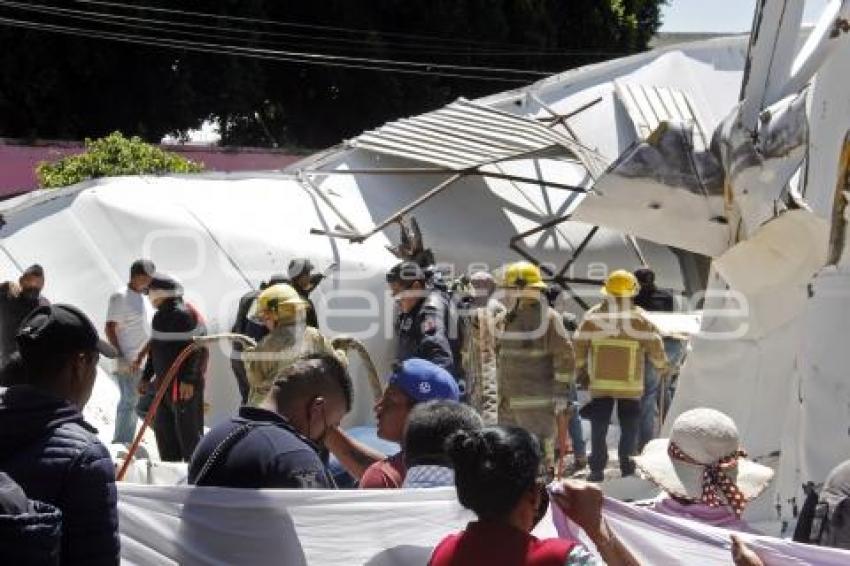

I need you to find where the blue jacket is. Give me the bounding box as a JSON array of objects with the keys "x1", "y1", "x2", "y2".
[
  {"x1": 396, "y1": 290, "x2": 456, "y2": 375},
  {"x1": 0, "y1": 386, "x2": 119, "y2": 565},
  {"x1": 188, "y1": 406, "x2": 335, "y2": 489},
  {"x1": 0, "y1": 472, "x2": 62, "y2": 565}
]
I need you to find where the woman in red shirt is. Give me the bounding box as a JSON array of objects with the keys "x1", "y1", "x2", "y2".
[{"x1": 430, "y1": 426, "x2": 637, "y2": 566}]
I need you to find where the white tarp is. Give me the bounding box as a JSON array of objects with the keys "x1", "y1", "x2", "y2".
[
  {"x1": 554, "y1": 497, "x2": 850, "y2": 566},
  {"x1": 118, "y1": 485, "x2": 850, "y2": 565}
]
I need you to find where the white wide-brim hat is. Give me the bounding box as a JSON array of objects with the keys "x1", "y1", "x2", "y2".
[{"x1": 633, "y1": 408, "x2": 774, "y2": 504}]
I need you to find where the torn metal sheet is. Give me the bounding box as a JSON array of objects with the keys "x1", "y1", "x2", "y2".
[{"x1": 573, "y1": 121, "x2": 728, "y2": 257}]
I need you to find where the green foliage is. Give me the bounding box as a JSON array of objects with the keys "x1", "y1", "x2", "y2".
[{"x1": 36, "y1": 132, "x2": 204, "y2": 189}]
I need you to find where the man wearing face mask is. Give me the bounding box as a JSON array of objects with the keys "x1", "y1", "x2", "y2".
[
  {"x1": 0, "y1": 304, "x2": 120, "y2": 565},
  {"x1": 188, "y1": 354, "x2": 352, "y2": 489},
  {"x1": 0, "y1": 264, "x2": 50, "y2": 371}
]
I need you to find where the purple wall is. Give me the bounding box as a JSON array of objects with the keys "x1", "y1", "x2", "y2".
[{"x1": 0, "y1": 140, "x2": 303, "y2": 198}]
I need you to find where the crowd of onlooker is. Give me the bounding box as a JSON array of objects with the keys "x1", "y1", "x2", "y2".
[{"x1": 0, "y1": 260, "x2": 849, "y2": 565}]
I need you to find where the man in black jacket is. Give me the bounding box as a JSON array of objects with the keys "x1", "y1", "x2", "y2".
[
  {"x1": 141, "y1": 274, "x2": 206, "y2": 462},
  {"x1": 0, "y1": 264, "x2": 50, "y2": 370},
  {"x1": 0, "y1": 303, "x2": 120, "y2": 565},
  {"x1": 0, "y1": 471, "x2": 62, "y2": 565},
  {"x1": 286, "y1": 258, "x2": 321, "y2": 329},
  {"x1": 188, "y1": 354, "x2": 351, "y2": 489},
  {"x1": 386, "y1": 261, "x2": 455, "y2": 375}
]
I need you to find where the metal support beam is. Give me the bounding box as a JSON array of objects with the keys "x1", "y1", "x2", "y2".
[
  {"x1": 508, "y1": 216, "x2": 608, "y2": 310},
  {"x1": 305, "y1": 167, "x2": 453, "y2": 176},
  {"x1": 298, "y1": 173, "x2": 359, "y2": 233},
  {"x1": 557, "y1": 225, "x2": 599, "y2": 278},
  {"x1": 310, "y1": 173, "x2": 464, "y2": 242},
  {"x1": 478, "y1": 171, "x2": 587, "y2": 193}
]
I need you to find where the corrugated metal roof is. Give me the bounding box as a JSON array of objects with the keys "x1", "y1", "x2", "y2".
[
  {"x1": 615, "y1": 82, "x2": 709, "y2": 151},
  {"x1": 347, "y1": 98, "x2": 584, "y2": 170}
]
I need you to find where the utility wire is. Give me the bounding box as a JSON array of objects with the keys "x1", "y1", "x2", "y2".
[
  {"x1": 73, "y1": 0, "x2": 614, "y2": 52},
  {"x1": 4, "y1": 0, "x2": 627, "y2": 57},
  {"x1": 0, "y1": 16, "x2": 535, "y2": 83},
  {"x1": 0, "y1": 8, "x2": 547, "y2": 77}
]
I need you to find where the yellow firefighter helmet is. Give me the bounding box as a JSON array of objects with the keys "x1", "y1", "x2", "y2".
[
  {"x1": 502, "y1": 261, "x2": 548, "y2": 290},
  {"x1": 254, "y1": 283, "x2": 307, "y2": 324},
  {"x1": 600, "y1": 270, "x2": 639, "y2": 298}
]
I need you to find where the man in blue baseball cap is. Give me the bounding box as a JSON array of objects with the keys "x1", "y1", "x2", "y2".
[{"x1": 324, "y1": 357, "x2": 460, "y2": 489}]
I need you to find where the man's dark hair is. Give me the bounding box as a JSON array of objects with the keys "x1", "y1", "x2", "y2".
[
  {"x1": 21, "y1": 264, "x2": 44, "y2": 278},
  {"x1": 404, "y1": 401, "x2": 482, "y2": 468},
  {"x1": 446, "y1": 425, "x2": 542, "y2": 520},
  {"x1": 287, "y1": 258, "x2": 314, "y2": 280},
  {"x1": 634, "y1": 268, "x2": 655, "y2": 289},
  {"x1": 130, "y1": 259, "x2": 156, "y2": 279},
  {"x1": 386, "y1": 261, "x2": 426, "y2": 285},
  {"x1": 272, "y1": 354, "x2": 352, "y2": 412}
]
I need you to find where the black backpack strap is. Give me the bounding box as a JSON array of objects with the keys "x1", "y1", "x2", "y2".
[{"x1": 193, "y1": 421, "x2": 269, "y2": 486}]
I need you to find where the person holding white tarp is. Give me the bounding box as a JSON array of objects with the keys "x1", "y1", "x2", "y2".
[
  {"x1": 431, "y1": 424, "x2": 638, "y2": 565},
  {"x1": 633, "y1": 407, "x2": 774, "y2": 533}
]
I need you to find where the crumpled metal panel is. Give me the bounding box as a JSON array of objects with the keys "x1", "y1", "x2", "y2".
[
  {"x1": 348, "y1": 98, "x2": 581, "y2": 170},
  {"x1": 574, "y1": 121, "x2": 728, "y2": 257},
  {"x1": 615, "y1": 82, "x2": 710, "y2": 151}
]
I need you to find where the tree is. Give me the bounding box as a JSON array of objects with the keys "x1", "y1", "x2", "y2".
[
  {"x1": 0, "y1": 1, "x2": 665, "y2": 149},
  {"x1": 36, "y1": 131, "x2": 203, "y2": 188}
]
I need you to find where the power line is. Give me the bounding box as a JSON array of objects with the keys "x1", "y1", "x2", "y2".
[
  {"x1": 4, "y1": 0, "x2": 627, "y2": 58},
  {"x1": 0, "y1": 6, "x2": 548, "y2": 77},
  {"x1": 72, "y1": 0, "x2": 596, "y2": 52},
  {"x1": 0, "y1": 16, "x2": 535, "y2": 83}
]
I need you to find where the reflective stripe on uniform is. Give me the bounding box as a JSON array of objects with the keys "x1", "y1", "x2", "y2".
[
  {"x1": 589, "y1": 338, "x2": 643, "y2": 399},
  {"x1": 507, "y1": 396, "x2": 554, "y2": 410},
  {"x1": 554, "y1": 372, "x2": 573, "y2": 383}
]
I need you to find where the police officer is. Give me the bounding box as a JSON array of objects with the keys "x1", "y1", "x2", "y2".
[
  {"x1": 386, "y1": 261, "x2": 456, "y2": 376},
  {"x1": 286, "y1": 258, "x2": 321, "y2": 329},
  {"x1": 494, "y1": 261, "x2": 574, "y2": 475},
  {"x1": 574, "y1": 270, "x2": 669, "y2": 482}
]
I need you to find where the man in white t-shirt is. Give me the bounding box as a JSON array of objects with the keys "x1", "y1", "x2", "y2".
[{"x1": 105, "y1": 259, "x2": 155, "y2": 444}]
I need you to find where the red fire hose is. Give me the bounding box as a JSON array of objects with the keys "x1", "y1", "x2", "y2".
[
  {"x1": 116, "y1": 333, "x2": 257, "y2": 482},
  {"x1": 116, "y1": 342, "x2": 199, "y2": 482}
]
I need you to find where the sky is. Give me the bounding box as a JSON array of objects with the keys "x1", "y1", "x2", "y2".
[{"x1": 661, "y1": 0, "x2": 831, "y2": 32}]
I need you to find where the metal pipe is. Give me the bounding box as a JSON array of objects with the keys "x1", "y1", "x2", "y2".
[
  {"x1": 304, "y1": 167, "x2": 453, "y2": 176},
  {"x1": 557, "y1": 225, "x2": 599, "y2": 278},
  {"x1": 353, "y1": 173, "x2": 464, "y2": 242},
  {"x1": 298, "y1": 174, "x2": 359, "y2": 232},
  {"x1": 477, "y1": 171, "x2": 587, "y2": 193}
]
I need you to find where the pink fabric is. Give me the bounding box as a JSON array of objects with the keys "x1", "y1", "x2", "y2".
[
  {"x1": 649, "y1": 494, "x2": 759, "y2": 533},
  {"x1": 551, "y1": 494, "x2": 850, "y2": 565}
]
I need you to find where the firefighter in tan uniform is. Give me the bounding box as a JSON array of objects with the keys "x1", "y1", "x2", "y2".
[
  {"x1": 460, "y1": 271, "x2": 504, "y2": 425},
  {"x1": 243, "y1": 283, "x2": 341, "y2": 406},
  {"x1": 574, "y1": 270, "x2": 669, "y2": 482},
  {"x1": 495, "y1": 262, "x2": 574, "y2": 474}
]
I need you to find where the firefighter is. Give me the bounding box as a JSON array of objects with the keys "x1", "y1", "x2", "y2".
[
  {"x1": 243, "y1": 283, "x2": 340, "y2": 406},
  {"x1": 494, "y1": 261, "x2": 574, "y2": 475},
  {"x1": 460, "y1": 272, "x2": 504, "y2": 424},
  {"x1": 574, "y1": 269, "x2": 670, "y2": 482},
  {"x1": 386, "y1": 261, "x2": 456, "y2": 376}
]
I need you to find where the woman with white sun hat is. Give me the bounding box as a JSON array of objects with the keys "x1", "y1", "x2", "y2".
[{"x1": 634, "y1": 407, "x2": 775, "y2": 533}]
